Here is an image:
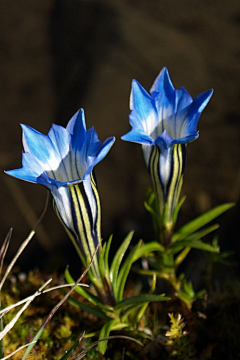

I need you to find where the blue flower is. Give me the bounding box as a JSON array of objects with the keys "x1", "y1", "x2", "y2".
[
  {"x1": 6, "y1": 109, "x2": 115, "y2": 277},
  {"x1": 122, "y1": 67, "x2": 213, "y2": 237}
]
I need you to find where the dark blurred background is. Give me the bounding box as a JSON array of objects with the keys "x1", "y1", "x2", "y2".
[{"x1": 0, "y1": 0, "x2": 239, "y2": 273}]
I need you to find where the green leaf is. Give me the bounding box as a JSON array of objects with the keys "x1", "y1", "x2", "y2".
[
  {"x1": 134, "y1": 274, "x2": 157, "y2": 325},
  {"x1": 59, "y1": 339, "x2": 79, "y2": 360},
  {"x1": 104, "y1": 235, "x2": 113, "y2": 284},
  {"x1": 65, "y1": 268, "x2": 110, "y2": 311},
  {"x1": 178, "y1": 224, "x2": 219, "y2": 243},
  {"x1": 98, "y1": 242, "x2": 107, "y2": 282},
  {"x1": 175, "y1": 280, "x2": 206, "y2": 308},
  {"x1": 115, "y1": 294, "x2": 170, "y2": 311},
  {"x1": 132, "y1": 241, "x2": 164, "y2": 260},
  {"x1": 121, "y1": 303, "x2": 145, "y2": 320},
  {"x1": 116, "y1": 241, "x2": 142, "y2": 302},
  {"x1": 67, "y1": 295, "x2": 111, "y2": 321},
  {"x1": 109, "y1": 231, "x2": 134, "y2": 298},
  {"x1": 172, "y1": 196, "x2": 186, "y2": 226},
  {"x1": 170, "y1": 239, "x2": 219, "y2": 253},
  {"x1": 174, "y1": 247, "x2": 191, "y2": 268},
  {"x1": 114, "y1": 241, "x2": 164, "y2": 303},
  {"x1": 98, "y1": 319, "x2": 128, "y2": 354},
  {"x1": 144, "y1": 189, "x2": 159, "y2": 235},
  {"x1": 22, "y1": 328, "x2": 44, "y2": 360},
  {"x1": 172, "y1": 203, "x2": 235, "y2": 242}
]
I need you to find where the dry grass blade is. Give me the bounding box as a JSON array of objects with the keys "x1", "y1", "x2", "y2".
[
  {"x1": 0, "y1": 229, "x2": 12, "y2": 280},
  {"x1": 74, "y1": 335, "x2": 143, "y2": 360},
  {"x1": 0, "y1": 283, "x2": 89, "y2": 319},
  {"x1": 0, "y1": 340, "x2": 36, "y2": 360},
  {"x1": 0, "y1": 279, "x2": 51, "y2": 341},
  {"x1": 21, "y1": 242, "x2": 101, "y2": 359},
  {"x1": 0, "y1": 193, "x2": 49, "y2": 291}
]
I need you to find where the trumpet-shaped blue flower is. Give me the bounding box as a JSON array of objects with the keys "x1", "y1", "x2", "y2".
[
  {"x1": 6, "y1": 109, "x2": 115, "y2": 280},
  {"x1": 122, "y1": 67, "x2": 213, "y2": 237}
]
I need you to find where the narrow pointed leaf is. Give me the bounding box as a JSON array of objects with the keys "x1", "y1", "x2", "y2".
[
  {"x1": 132, "y1": 241, "x2": 164, "y2": 260},
  {"x1": 134, "y1": 274, "x2": 157, "y2": 325},
  {"x1": 98, "y1": 319, "x2": 128, "y2": 354},
  {"x1": 115, "y1": 294, "x2": 170, "y2": 311},
  {"x1": 170, "y1": 239, "x2": 219, "y2": 253},
  {"x1": 22, "y1": 328, "x2": 44, "y2": 360},
  {"x1": 104, "y1": 235, "x2": 112, "y2": 284},
  {"x1": 98, "y1": 242, "x2": 107, "y2": 281},
  {"x1": 65, "y1": 268, "x2": 110, "y2": 311},
  {"x1": 121, "y1": 303, "x2": 145, "y2": 320},
  {"x1": 174, "y1": 247, "x2": 191, "y2": 268},
  {"x1": 109, "y1": 231, "x2": 134, "y2": 298},
  {"x1": 172, "y1": 203, "x2": 235, "y2": 242},
  {"x1": 172, "y1": 196, "x2": 186, "y2": 225},
  {"x1": 66, "y1": 295, "x2": 111, "y2": 321},
  {"x1": 116, "y1": 241, "x2": 142, "y2": 302},
  {"x1": 59, "y1": 339, "x2": 80, "y2": 360},
  {"x1": 177, "y1": 224, "x2": 219, "y2": 243},
  {"x1": 115, "y1": 241, "x2": 162, "y2": 303}
]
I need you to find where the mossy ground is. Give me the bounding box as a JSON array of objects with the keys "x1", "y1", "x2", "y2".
[{"x1": 1, "y1": 269, "x2": 240, "y2": 360}]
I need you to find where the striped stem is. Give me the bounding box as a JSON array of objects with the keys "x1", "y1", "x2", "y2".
[
  {"x1": 53, "y1": 173, "x2": 103, "y2": 287},
  {"x1": 149, "y1": 144, "x2": 186, "y2": 244}
]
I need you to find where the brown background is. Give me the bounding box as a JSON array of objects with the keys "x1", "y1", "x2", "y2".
[{"x1": 0, "y1": 0, "x2": 239, "y2": 271}]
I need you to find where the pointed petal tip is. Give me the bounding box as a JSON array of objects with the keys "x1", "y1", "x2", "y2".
[
  {"x1": 160, "y1": 66, "x2": 169, "y2": 76},
  {"x1": 150, "y1": 66, "x2": 175, "y2": 95}
]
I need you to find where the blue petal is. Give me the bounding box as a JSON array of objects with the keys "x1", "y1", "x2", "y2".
[
  {"x1": 66, "y1": 108, "x2": 86, "y2": 136},
  {"x1": 175, "y1": 87, "x2": 193, "y2": 113},
  {"x1": 130, "y1": 80, "x2": 157, "y2": 135},
  {"x1": 172, "y1": 133, "x2": 199, "y2": 145},
  {"x1": 5, "y1": 152, "x2": 43, "y2": 183},
  {"x1": 5, "y1": 167, "x2": 39, "y2": 184},
  {"x1": 7, "y1": 108, "x2": 114, "y2": 191},
  {"x1": 150, "y1": 67, "x2": 175, "y2": 100},
  {"x1": 155, "y1": 130, "x2": 174, "y2": 151},
  {"x1": 68, "y1": 109, "x2": 88, "y2": 180},
  {"x1": 22, "y1": 152, "x2": 44, "y2": 174},
  {"x1": 91, "y1": 136, "x2": 115, "y2": 170},
  {"x1": 121, "y1": 128, "x2": 153, "y2": 145},
  {"x1": 48, "y1": 124, "x2": 73, "y2": 180},
  {"x1": 21, "y1": 124, "x2": 61, "y2": 173},
  {"x1": 48, "y1": 124, "x2": 71, "y2": 161},
  {"x1": 181, "y1": 89, "x2": 213, "y2": 137}
]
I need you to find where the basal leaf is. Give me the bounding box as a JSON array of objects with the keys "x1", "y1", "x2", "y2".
[
  {"x1": 115, "y1": 241, "x2": 142, "y2": 302},
  {"x1": 65, "y1": 268, "x2": 110, "y2": 311},
  {"x1": 98, "y1": 242, "x2": 107, "y2": 282},
  {"x1": 104, "y1": 235, "x2": 113, "y2": 284},
  {"x1": 115, "y1": 294, "x2": 169, "y2": 311},
  {"x1": 109, "y1": 231, "x2": 134, "y2": 298},
  {"x1": 98, "y1": 319, "x2": 128, "y2": 354},
  {"x1": 67, "y1": 295, "x2": 111, "y2": 321}
]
